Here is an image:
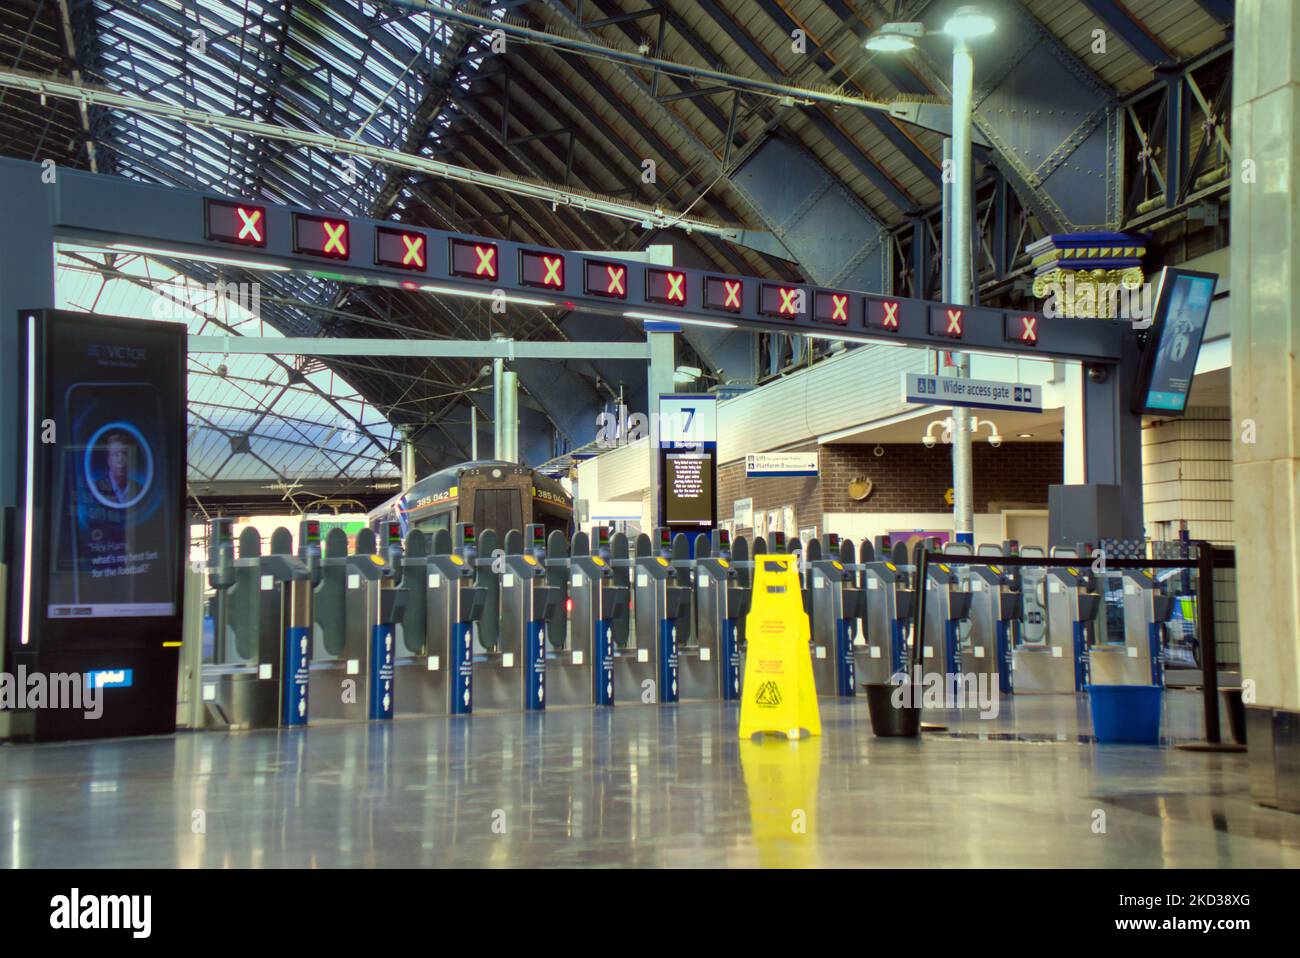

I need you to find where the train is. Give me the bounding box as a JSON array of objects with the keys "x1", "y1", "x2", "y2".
[{"x1": 369, "y1": 460, "x2": 573, "y2": 541}]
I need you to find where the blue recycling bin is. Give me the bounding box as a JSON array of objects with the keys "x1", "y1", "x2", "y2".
[{"x1": 1087, "y1": 684, "x2": 1163, "y2": 744}]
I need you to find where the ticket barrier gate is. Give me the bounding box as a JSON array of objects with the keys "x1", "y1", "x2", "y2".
[
  {"x1": 858, "y1": 539, "x2": 915, "y2": 685},
  {"x1": 200, "y1": 519, "x2": 319, "y2": 729},
  {"x1": 391, "y1": 525, "x2": 486, "y2": 715},
  {"x1": 1013, "y1": 548, "x2": 1099, "y2": 693},
  {"x1": 807, "y1": 534, "x2": 861, "y2": 697},
  {"x1": 566, "y1": 529, "x2": 629, "y2": 706},
  {"x1": 919, "y1": 547, "x2": 973, "y2": 683},
  {"x1": 492, "y1": 526, "x2": 558, "y2": 711},
  {"x1": 685, "y1": 529, "x2": 747, "y2": 702},
  {"x1": 962, "y1": 545, "x2": 1021, "y2": 695},
  {"x1": 1089, "y1": 569, "x2": 1176, "y2": 686},
  {"x1": 309, "y1": 527, "x2": 398, "y2": 721},
  {"x1": 620, "y1": 528, "x2": 690, "y2": 704}
]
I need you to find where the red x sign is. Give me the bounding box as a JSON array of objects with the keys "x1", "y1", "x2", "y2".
[
  {"x1": 237, "y1": 207, "x2": 263, "y2": 242},
  {"x1": 831, "y1": 293, "x2": 848, "y2": 322},
  {"x1": 882, "y1": 301, "x2": 900, "y2": 328},
  {"x1": 606, "y1": 265, "x2": 625, "y2": 295},
  {"x1": 401, "y1": 234, "x2": 425, "y2": 268},
  {"x1": 724, "y1": 280, "x2": 741, "y2": 308},
  {"x1": 322, "y1": 221, "x2": 347, "y2": 256},
  {"x1": 666, "y1": 271, "x2": 685, "y2": 302},
  {"x1": 779, "y1": 287, "x2": 801, "y2": 316},
  {"x1": 1018, "y1": 315, "x2": 1037, "y2": 344},
  {"x1": 474, "y1": 244, "x2": 496, "y2": 277},
  {"x1": 542, "y1": 255, "x2": 563, "y2": 287},
  {"x1": 945, "y1": 308, "x2": 963, "y2": 336}
]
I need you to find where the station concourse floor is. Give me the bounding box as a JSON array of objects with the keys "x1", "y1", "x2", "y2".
[{"x1": 1, "y1": 692, "x2": 1297, "y2": 868}]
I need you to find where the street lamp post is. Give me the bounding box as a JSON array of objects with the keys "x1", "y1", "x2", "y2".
[{"x1": 866, "y1": 6, "x2": 994, "y2": 545}]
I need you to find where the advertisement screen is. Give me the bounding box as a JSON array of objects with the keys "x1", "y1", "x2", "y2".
[
  {"x1": 662, "y1": 449, "x2": 716, "y2": 528},
  {"x1": 1138, "y1": 269, "x2": 1218, "y2": 414},
  {"x1": 43, "y1": 317, "x2": 185, "y2": 619}
]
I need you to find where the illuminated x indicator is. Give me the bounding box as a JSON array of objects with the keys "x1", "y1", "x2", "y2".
[
  {"x1": 882, "y1": 302, "x2": 899, "y2": 328},
  {"x1": 946, "y1": 309, "x2": 963, "y2": 335},
  {"x1": 760, "y1": 283, "x2": 804, "y2": 317},
  {"x1": 780, "y1": 288, "x2": 800, "y2": 316},
  {"x1": 583, "y1": 259, "x2": 627, "y2": 299},
  {"x1": 450, "y1": 239, "x2": 499, "y2": 279},
  {"x1": 703, "y1": 276, "x2": 743, "y2": 312},
  {"x1": 647, "y1": 268, "x2": 688, "y2": 306},
  {"x1": 293, "y1": 214, "x2": 350, "y2": 259},
  {"x1": 1019, "y1": 315, "x2": 1037, "y2": 344},
  {"x1": 831, "y1": 294, "x2": 848, "y2": 322},
  {"x1": 520, "y1": 250, "x2": 565, "y2": 289},
  {"x1": 403, "y1": 235, "x2": 425, "y2": 267},
  {"x1": 322, "y1": 222, "x2": 347, "y2": 255},
  {"x1": 237, "y1": 207, "x2": 263, "y2": 243},
  {"x1": 206, "y1": 199, "x2": 268, "y2": 247}
]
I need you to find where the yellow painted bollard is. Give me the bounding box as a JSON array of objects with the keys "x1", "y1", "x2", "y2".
[{"x1": 738, "y1": 555, "x2": 821, "y2": 739}]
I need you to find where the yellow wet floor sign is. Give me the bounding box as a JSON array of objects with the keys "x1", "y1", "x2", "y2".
[{"x1": 738, "y1": 554, "x2": 821, "y2": 739}]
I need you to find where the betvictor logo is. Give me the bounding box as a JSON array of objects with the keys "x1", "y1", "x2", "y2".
[{"x1": 49, "y1": 888, "x2": 151, "y2": 938}]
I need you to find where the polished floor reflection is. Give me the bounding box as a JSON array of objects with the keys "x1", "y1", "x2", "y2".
[{"x1": 1, "y1": 691, "x2": 1296, "y2": 867}]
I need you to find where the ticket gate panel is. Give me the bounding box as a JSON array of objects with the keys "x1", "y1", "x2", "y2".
[
  {"x1": 684, "y1": 531, "x2": 742, "y2": 702},
  {"x1": 809, "y1": 537, "x2": 856, "y2": 697},
  {"x1": 200, "y1": 522, "x2": 316, "y2": 730},
  {"x1": 621, "y1": 529, "x2": 685, "y2": 705},
  {"x1": 1090, "y1": 571, "x2": 1172, "y2": 686},
  {"x1": 920, "y1": 562, "x2": 971, "y2": 683},
  {"x1": 490, "y1": 528, "x2": 556, "y2": 712},
  {"x1": 308, "y1": 528, "x2": 375, "y2": 722}
]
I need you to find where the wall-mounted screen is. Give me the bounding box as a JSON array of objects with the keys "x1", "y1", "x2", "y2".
[
  {"x1": 1133, "y1": 267, "x2": 1218, "y2": 415},
  {"x1": 660, "y1": 449, "x2": 716, "y2": 528}
]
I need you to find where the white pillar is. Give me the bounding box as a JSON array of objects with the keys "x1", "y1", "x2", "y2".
[{"x1": 1230, "y1": 0, "x2": 1300, "y2": 718}]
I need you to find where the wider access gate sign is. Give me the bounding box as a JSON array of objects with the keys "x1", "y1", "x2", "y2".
[{"x1": 903, "y1": 373, "x2": 1043, "y2": 414}]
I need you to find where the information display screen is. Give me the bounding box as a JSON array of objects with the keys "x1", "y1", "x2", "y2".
[
  {"x1": 1135, "y1": 268, "x2": 1218, "y2": 415},
  {"x1": 661, "y1": 449, "x2": 716, "y2": 528},
  {"x1": 41, "y1": 314, "x2": 185, "y2": 619}
]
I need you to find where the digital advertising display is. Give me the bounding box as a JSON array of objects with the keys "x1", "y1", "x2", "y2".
[
  {"x1": 38, "y1": 315, "x2": 186, "y2": 620},
  {"x1": 1133, "y1": 267, "x2": 1218, "y2": 415}
]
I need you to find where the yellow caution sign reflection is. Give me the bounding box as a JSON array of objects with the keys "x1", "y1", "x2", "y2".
[
  {"x1": 738, "y1": 555, "x2": 821, "y2": 739},
  {"x1": 738, "y1": 737, "x2": 822, "y2": 868}
]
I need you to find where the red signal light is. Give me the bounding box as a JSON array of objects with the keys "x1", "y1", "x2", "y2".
[{"x1": 206, "y1": 199, "x2": 268, "y2": 247}]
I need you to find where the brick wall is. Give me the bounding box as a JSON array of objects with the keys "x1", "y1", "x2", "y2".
[{"x1": 718, "y1": 442, "x2": 1062, "y2": 527}]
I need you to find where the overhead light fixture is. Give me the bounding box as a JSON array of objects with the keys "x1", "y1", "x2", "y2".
[
  {"x1": 943, "y1": 5, "x2": 995, "y2": 39},
  {"x1": 803, "y1": 331, "x2": 880, "y2": 345},
  {"x1": 624, "y1": 310, "x2": 737, "y2": 329},
  {"x1": 419, "y1": 284, "x2": 553, "y2": 307},
  {"x1": 865, "y1": 21, "x2": 923, "y2": 52},
  {"x1": 106, "y1": 243, "x2": 292, "y2": 272},
  {"x1": 1017, "y1": 432, "x2": 1034, "y2": 439}
]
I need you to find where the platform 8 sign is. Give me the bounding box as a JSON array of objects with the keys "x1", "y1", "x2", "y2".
[
  {"x1": 745, "y1": 453, "x2": 819, "y2": 477},
  {"x1": 902, "y1": 373, "x2": 1042, "y2": 413}
]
